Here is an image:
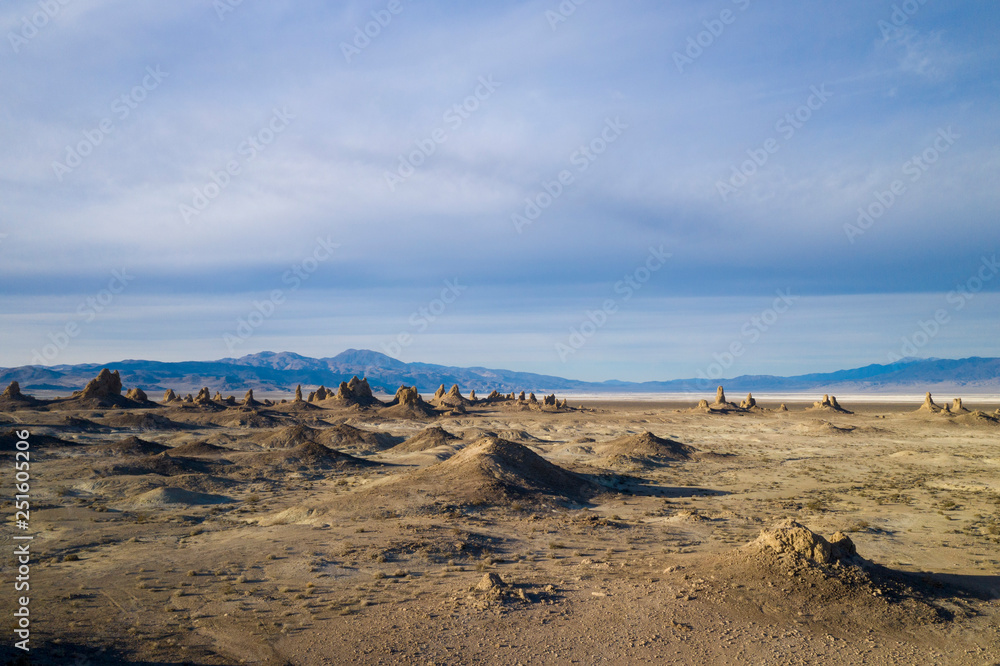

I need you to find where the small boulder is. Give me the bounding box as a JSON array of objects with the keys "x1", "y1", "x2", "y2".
[{"x1": 476, "y1": 572, "x2": 505, "y2": 591}]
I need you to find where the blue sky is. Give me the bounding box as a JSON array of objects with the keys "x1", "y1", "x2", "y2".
[{"x1": 1, "y1": 0, "x2": 998, "y2": 381}]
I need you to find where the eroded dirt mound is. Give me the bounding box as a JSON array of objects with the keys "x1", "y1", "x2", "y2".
[
  {"x1": 700, "y1": 519, "x2": 967, "y2": 634},
  {"x1": 91, "y1": 436, "x2": 170, "y2": 457},
  {"x1": 167, "y1": 441, "x2": 233, "y2": 457},
  {"x1": 231, "y1": 442, "x2": 378, "y2": 472},
  {"x1": 93, "y1": 453, "x2": 218, "y2": 478},
  {"x1": 97, "y1": 412, "x2": 187, "y2": 431},
  {"x1": 125, "y1": 486, "x2": 234, "y2": 507},
  {"x1": 216, "y1": 409, "x2": 283, "y2": 429},
  {"x1": 261, "y1": 424, "x2": 322, "y2": 448},
  {"x1": 0, "y1": 429, "x2": 77, "y2": 449},
  {"x1": 390, "y1": 425, "x2": 461, "y2": 453},
  {"x1": 597, "y1": 431, "x2": 696, "y2": 461},
  {"x1": 319, "y1": 423, "x2": 401, "y2": 452},
  {"x1": 396, "y1": 437, "x2": 592, "y2": 506}
]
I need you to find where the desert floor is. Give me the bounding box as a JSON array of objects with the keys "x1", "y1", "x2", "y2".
[{"x1": 2, "y1": 393, "x2": 999, "y2": 665}]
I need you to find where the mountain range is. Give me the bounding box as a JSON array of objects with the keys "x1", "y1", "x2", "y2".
[{"x1": 2, "y1": 350, "x2": 999, "y2": 396}]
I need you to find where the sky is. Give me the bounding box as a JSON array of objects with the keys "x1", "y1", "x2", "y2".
[{"x1": 1, "y1": 0, "x2": 998, "y2": 382}]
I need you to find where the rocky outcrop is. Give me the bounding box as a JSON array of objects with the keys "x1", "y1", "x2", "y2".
[
  {"x1": 918, "y1": 392, "x2": 941, "y2": 413},
  {"x1": 67, "y1": 369, "x2": 147, "y2": 408},
  {"x1": 2, "y1": 381, "x2": 23, "y2": 400},
  {"x1": 294, "y1": 385, "x2": 303, "y2": 402},
  {"x1": 78, "y1": 369, "x2": 122, "y2": 400},
  {"x1": 162, "y1": 389, "x2": 178, "y2": 403},
  {"x1": 469, "y1": 389, "x2": 478, "y2": 402},
  {"x1": 739, "y1": 392, "x2": 756, "y2": 409},
  {"x1": 694, "y1": 385, "x2": 740, "y2": 412},
  {"x1": 749, "y1": 519, "x2": 860, "y2": 567},
  {"x1": 382, "y1": 385, "x2": 435, "y2": 418},
  {"x1": 125, "y1": 387, "x2": 148, "y2": 403},
  {"x1": 0, "y1": 381, "x2": 41, "y2": 408},
  {"x1": 195, "y1": 387, "x2": 213, "y2": 404},
  {"x1": 808, "y1": 394, "x2": 852, "y2": 414},
  {"x1": 242, "y1": 390, "x2": 261, "y2": 408},
  {"x1": 309, "y1": 385, "x2": 333, "y2": 402},
  {"x1": 433, "y1": 385, "x2": 446, "y2": 401},
  {"x1": 434, "y1": 384, "x2": 472, "y2": 409},
  {"x1": 333, "y1": 376, "x2": 381, "y2": 407}
]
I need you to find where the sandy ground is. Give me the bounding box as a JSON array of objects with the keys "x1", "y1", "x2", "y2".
[{"x1": 2, "y1": 392, "x2": 999, "y2": 665}]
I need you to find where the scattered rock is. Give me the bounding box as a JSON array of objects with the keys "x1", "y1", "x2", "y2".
[
  {"x1": 749, "y1": 518, "x2": 860, "y2": 567},
  {"x1": 476, "y1": 572, "x2": 505, "y2": 591}
]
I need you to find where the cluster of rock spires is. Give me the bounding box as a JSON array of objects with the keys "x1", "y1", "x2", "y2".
[
  {"x1": 808, "y1": 394, "x2": 852, "y2": 414},
  {"x1": 693, "y1": 386, "x2": 831, "y2": 414},
  {"x1": 919, "y1": 392, "x2": 970, "y2": 415},
  {"x1": 695, "y1": 386, "x2": 772, "y2": 413},
  {"x1": 1, "y1": 368, "x2": 573, "y2": 419},
  {"x1": 917, "y1": 392, "x2": 999, "y2": 421}
]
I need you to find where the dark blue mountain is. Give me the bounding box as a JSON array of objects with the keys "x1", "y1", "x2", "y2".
[{"x1": 1, "y1": 351, "x2": 997, "y2": 395}]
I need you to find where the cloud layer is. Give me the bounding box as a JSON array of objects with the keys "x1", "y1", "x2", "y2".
[{"x1": 1, "y1": 0, "x2": 998, "y2": 378}]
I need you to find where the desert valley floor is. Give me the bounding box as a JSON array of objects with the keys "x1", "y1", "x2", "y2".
[{"x1": 2, "y1": 374, "x2": 999, "y2": 665}]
